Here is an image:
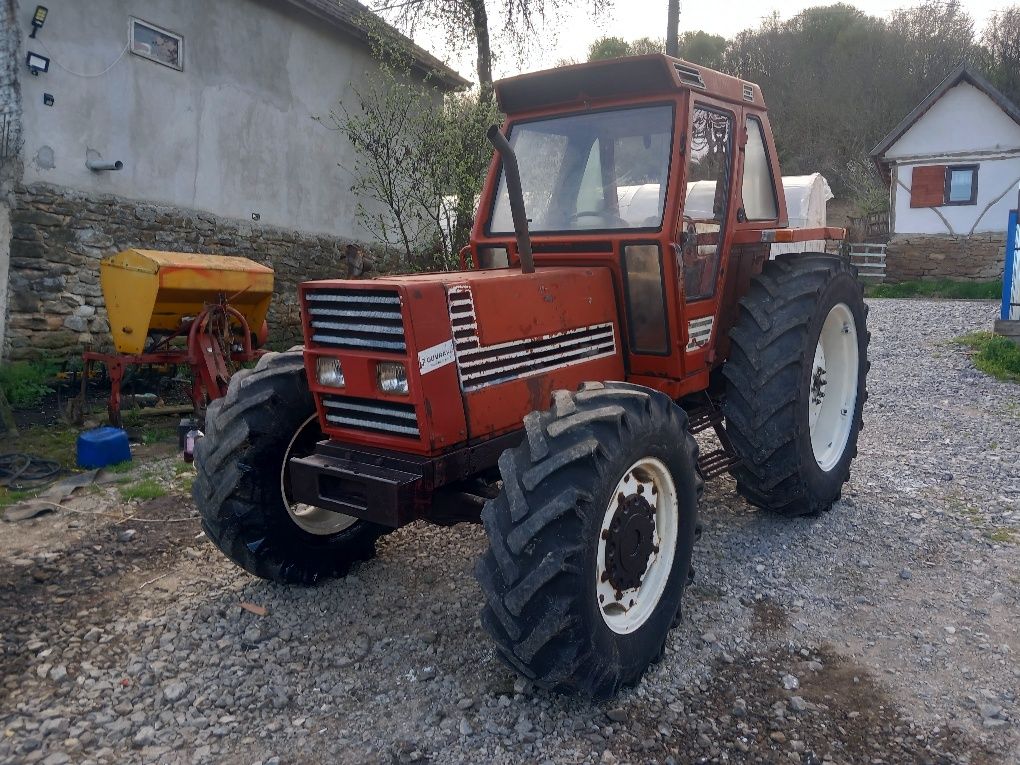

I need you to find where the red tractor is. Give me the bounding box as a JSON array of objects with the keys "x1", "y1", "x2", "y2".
[{"x1": 194, "y1": 55, "x2": 869, "y2": 699}]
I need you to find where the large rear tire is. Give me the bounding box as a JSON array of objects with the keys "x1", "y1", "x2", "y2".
[
  {"x1": 193, "y1": 350, "x2": 389, "y2": 584},
  {"x1": 722, "y1": 254, "x2": 870, "y2": 516},
  {"x1": 475, "y1": 382, "x2": 700, "y2": 699}
]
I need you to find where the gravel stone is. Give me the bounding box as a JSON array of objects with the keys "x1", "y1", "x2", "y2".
[
  {"x1": 162, "y1": 681, "x2": 188, "y2": 703},
  {"x1": 606, "y1": 708, "x2": 628, "y2": 723},
  {"x1": 131, "y1": 727, "x2": 155, "y2": 749}
]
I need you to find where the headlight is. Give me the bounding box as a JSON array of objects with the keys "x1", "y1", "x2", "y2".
[
  {"x1": 316, "y1": 357, "x2": 345, "y2": 387},
  {"x1": 377, "y1": 362, "x2": 409, "y2": 395}
]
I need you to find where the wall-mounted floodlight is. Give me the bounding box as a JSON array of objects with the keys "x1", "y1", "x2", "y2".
[
  {"x1": 30, "y1": 6, "x2": 48, "y2": 38},
  {"x1": 26, "y1": 51, "x2": 50, "y2": 75}
]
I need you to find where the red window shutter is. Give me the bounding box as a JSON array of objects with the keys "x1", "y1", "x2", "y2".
[{"x1": 910, "y1": 165, "x2": 946, "y2": 208}]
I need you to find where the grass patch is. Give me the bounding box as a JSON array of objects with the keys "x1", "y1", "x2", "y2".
[
  {"x1": 955, "y1": 332, "x2": 1020, "y2": 383},
  {"x1": 866, "y1": 279, "x2": 1001, "y2": 300},
  {"x1": 0, "y1": 487, "x2": 38, "y2": 508},
  {"x1": 0, "y1": 361, "x2": 57, "y2": 408},
  {"x1": 142, "y1": 425, "x2": 175, "y2": 444},
  {"x1": 986, "y1": 528, "x2": 1016, "y2": 544},
  {"x1": 178, "y1": 474, "x2": 195, "y2": 494},
  {"x1": 9, "y1": 424, "x2": 80, "y2": 466},
  {"x1": 119, "y1": 478, "x2": 167, "y2": 501},
  {"x1": 106, "y1": 460, "x2": 136, "y2": 474}
]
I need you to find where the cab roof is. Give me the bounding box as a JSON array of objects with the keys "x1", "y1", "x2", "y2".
[{"x1": 494, "y1": 55, "x2": 765, "y2": 116}]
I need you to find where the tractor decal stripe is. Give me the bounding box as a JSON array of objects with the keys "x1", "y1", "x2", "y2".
[
  {"x1": 446, "y1": 287, "x2": 617, "y2": 392},
  {"x1": 686, "y1": 316, "x2": 714, "y2": 352}
]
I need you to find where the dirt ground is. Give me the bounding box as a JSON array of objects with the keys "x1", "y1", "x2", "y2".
[{"x1": 0, "y1": 298, "x2": 1017, "y2": 765}]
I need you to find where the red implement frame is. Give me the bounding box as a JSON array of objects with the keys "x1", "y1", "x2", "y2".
[{"x1": 81, "y1": 302, "x2": 264, "y2": 427}]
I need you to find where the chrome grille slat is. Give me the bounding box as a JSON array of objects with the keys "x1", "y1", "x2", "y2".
[
  {"x1": 323, "y1": 398, "x2": 418, "y2": 421},
  {"x1": 307, "y1": 292, "x2": 400, "y2": 305},
  {"x1": 325, "y1": 414, "x2": 419, "y2": 436},
  {"x1": 311, "y1": 334, "x2": 406, "y2": 351},
  {"x1": 321, "y1": 394, "x2": 419, "y2": 438},
  {"x1": 305, "y1": 287, "x2": 406, "y2": 353},
  {"x1": 307, "y1": 308, "x2": 403, "y2": 320},
  {"x1": 311, "y1": 320, "x2": 404, "y2": 335}
]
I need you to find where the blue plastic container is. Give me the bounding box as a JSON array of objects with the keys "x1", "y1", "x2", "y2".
[{"x1": 77, "y1": 426, "x2": 131, "y2": 469}]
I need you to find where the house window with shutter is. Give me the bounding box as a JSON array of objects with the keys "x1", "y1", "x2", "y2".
[{"x1": 909, "y1": 164, "x2": 979, "y2": 207}]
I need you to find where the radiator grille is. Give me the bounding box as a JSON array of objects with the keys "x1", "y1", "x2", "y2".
[
  {"x1": 305, "y1": 288, "x2": 406, "y2": 353},
  {"x1": 321, "y1": 394, "x2": 419, "y2": 438},
  {"x1": 448, "y1": 287, "x2": 616, "y2": 392}
]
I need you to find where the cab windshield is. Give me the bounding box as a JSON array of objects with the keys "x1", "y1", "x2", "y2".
[{"x1": 489, "y1": 104, "x2": 675, "y2": 234}]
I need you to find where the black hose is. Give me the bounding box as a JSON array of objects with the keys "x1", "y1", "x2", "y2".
[
  {"x1": 486, "y1": 125, "x2": 535, "y2": 274},
  {"x1": 0, "y1": 453, "x2": 62, "y2": 489}
]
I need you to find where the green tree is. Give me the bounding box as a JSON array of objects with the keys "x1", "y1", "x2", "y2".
[
  {"x1": 889, "y1": 1, "x2": 977, "y2": 90},
  {"x1": 587, "y1": 36, "x2": 662, "y2": 61},
  {"x1": 982, "y1": 6, "x2": 1020, "y2": 106},
  {"x1": 630, "y1": 37, "x2": 664, "y2": 55},
  {"x1": 587, "y1": 36, "x2": 632, "y2": 61},
  {"x1": 677, "y1": 30, "x2": 726, "y2": 68}
]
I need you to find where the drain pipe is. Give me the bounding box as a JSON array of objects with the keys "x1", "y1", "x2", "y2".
[
  {"x1": 86, "y1": 158, "x2": 123, "y2": 171},
  {"x1": 486, "y1": 125, "x2": 534, "y2": 274}
]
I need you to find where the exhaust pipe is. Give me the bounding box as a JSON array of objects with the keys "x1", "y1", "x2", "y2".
[
  {"x1": 486, "y1": 125, "x2": 534, "y2": 275},
  {"x1": 86, "y1": 158, "x2": 123, "y2": 171}
]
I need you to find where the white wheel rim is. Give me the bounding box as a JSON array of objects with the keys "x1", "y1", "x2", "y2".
[
  {"x1": 596, "y1": 457, "x2": 678, "y2": 635},
  {"x1": 281, "y1": 414, "x2": 358, "y2": 536},
  {"x1": 808, "y1": 303, "x2": 859, "y2": 472}
]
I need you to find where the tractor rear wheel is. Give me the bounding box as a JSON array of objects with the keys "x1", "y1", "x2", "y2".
[
  {"x1": 475, "y1": 382, "x2": 700, "y2": 699},
  {"x1": 723, "y1": 254, "x2": 870, "y2": 516},
  {"x1": 193, "y1": 350, "x2": 389, "y2": 584}
]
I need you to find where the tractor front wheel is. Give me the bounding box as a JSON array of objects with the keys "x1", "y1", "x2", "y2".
[
  {"x1": 475, "y1": 382, "x2": 700, "y2": 699},
  {"x1": 193, "y1": 350, "x2": 389, "y2": 584}
]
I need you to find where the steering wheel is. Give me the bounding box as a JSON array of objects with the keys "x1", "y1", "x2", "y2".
[{"x1": 569, "y1": 210, "x2": 629, "y2": 228}]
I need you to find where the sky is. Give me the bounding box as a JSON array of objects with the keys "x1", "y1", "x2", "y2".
[{"x1": 385, "y1": 0, "x2": 1006, "y2": 81}]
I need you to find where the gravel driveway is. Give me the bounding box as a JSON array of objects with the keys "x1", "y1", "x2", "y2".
[{"x1": 1, "y1": 298, "x2": 1017, "y2": 765}]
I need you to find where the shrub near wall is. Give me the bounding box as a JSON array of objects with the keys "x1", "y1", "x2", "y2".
[
  {"x1": 5, "y1": 183, "x2": 370, "y2": 361},
  {"x1": 885, "y1": 233, "x2": 1006, "y2": 283}
]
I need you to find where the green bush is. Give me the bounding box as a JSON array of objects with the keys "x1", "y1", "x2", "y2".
[
  {"x1": 867, "y1": 280, "x2": 1002, "y2": 300},
  {"x1": 956, "y1": 332, "x2": 1020, "y2": 383},
  {"x1": 0, "y1": 362, "x2": 57, "y2": 408}
]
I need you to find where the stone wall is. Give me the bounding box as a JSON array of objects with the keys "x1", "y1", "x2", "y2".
[
  {"x1": 5, "y1": 183, "x2": 372, "y2": 361},
  {"x1": 885, "y1": 233, "x2": 1006, "y2": 283}
]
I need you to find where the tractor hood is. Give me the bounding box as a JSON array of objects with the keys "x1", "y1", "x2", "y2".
[{"x1": 299, "y1": 266, "x2": 624, "y2": 455}]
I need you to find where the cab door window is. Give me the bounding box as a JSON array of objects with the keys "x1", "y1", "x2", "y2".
[
  {"x1": 741, "y1": 116, "x2": 778, "y2": 221},
  {"x1": 681, "y1": 106, "x2": 734, "y2": 301}
]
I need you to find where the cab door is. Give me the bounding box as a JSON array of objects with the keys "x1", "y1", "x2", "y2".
[{"x1": 674, "y1": 99, "x2": 738, "y2": 376}]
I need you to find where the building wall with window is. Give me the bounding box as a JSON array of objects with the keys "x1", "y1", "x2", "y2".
[
  {"x1": 872, "y1": 67, "x2": 1020, "y2": 282},
  {"x1": 1, "y1": 0, "x2": 465, "y2": 360},
  {"x1": 887, "y1": 80, "x2": 1020, "y2": 236}
]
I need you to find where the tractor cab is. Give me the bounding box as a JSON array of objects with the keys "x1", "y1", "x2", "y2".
[{"x1": 467, "y1": 55, "x2": 817, "y2": 396}]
